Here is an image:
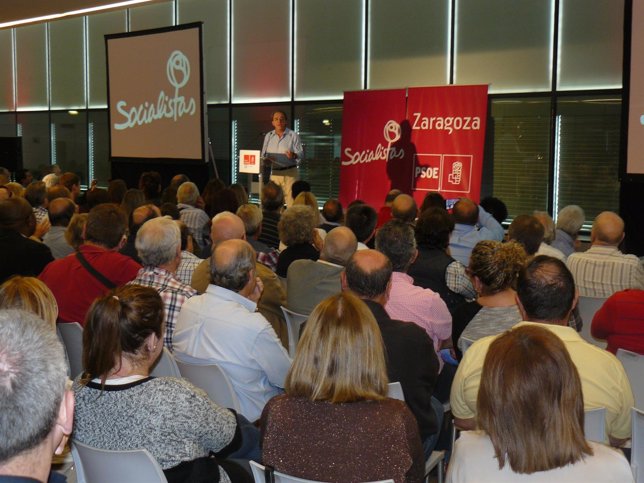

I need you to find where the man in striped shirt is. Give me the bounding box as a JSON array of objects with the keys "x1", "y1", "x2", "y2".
[{"x1": 567, "y1": 211, "x2": 644, "y2": 298}]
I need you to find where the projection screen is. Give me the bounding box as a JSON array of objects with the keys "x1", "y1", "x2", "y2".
[
  {"x1": 106, "y1": 23, "x2": 206, "y2": 162},
  {"x1": 627, "y1": 0, "x2": 644, "y2": 175}
]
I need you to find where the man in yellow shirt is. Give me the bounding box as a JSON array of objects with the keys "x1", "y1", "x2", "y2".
[{"x1": 450, "y1": 255, "x2": 634, "y2": 447}]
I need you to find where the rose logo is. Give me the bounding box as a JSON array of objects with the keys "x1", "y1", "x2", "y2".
[
  {"x1": 383, "y1": 120, "x2": 401, "y2": 143},
  {"x1": 167, "y1": 50, "x2": 190, "y2": 90}
]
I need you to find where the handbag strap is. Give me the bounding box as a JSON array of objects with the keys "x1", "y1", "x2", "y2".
[{"x1": 76, "y1": 251, "x2": 117, "y2": 289}]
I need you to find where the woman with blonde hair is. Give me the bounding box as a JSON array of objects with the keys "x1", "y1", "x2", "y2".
[
  {"x1": 261, "y1": 292, "x2": 424, "y2": 482},
  {"x1": 451, "y1": 240, "x2": 526, "y2": 357},
  {"x1": 64, "y1": 213, "x2": 88, "y2": 251},
  {"x1": 447, "y1": 325, "x2": 633, "y2": 482},
  {"x1": 0, "y1": 275, "x2": 58, "y2": 328}
]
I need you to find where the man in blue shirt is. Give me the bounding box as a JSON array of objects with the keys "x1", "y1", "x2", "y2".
[
  {"x1": 448, "y1": 197, "x2": 504, "y2": 267},
  {"x1": 261, "y1": 110, "x2": 303, "y2": 204}
]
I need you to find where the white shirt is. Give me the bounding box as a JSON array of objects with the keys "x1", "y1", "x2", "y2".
[
  {"x1": 447, "y1": 431, "x2": 633, "y2": 483},
  {"x1": 173, "y1": 284, "x2": 292, "y2": 422},
  {"x1": 567, "y1": 245, "x2": 644, "y2": 298},
  {"x1": 536, "y1": 242, "x2": 566, "y2": 261}
]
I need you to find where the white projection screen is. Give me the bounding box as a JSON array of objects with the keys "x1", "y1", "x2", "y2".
[
  {"x1": 106, "y1": 23, "x2": 206, "y2": 162},
  {"x1": 627, "y1": 0, "x2": 644, "y2": 175}
]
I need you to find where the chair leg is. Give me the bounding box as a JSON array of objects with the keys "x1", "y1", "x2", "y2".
[{"x1": 437, "y1": 459, "x2": 444, "y2": 483}]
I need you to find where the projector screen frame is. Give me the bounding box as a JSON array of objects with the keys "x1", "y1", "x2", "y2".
[
  {"x1": 621, "y1": 0, "x2": 644, "y2": 182},
  {"x1": 105, "y1": 22, "x2": 207, "y2": 165}
]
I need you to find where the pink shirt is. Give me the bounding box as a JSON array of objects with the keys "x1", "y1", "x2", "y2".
[{"x1": 385, "y1": 271, "x2": 452, "y2": 370}]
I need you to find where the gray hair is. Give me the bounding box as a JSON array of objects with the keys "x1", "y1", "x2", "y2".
[
  {"x1": 210, "y1": 239, "x2": 256, "y2": 292},
  {"x1": 321, "y1": 227, "x2": 357, "y2": 266},
  {"x1": 177, "y1": 181, "x2": 200, "y2": 206},
  {"x1": 556, "y1": 205, "x2": 585, "y2": 237},
  {"x1": 135, "y1": 217, "x2": 180, "y2": 267},
  {"x1": 236, "y1": 204, "x2": 263, "y2": 236},
  {"x1": 0, "y1": 309, "x2": 67, "y2": 463},
  {"x1": 375, "y1": 219, "x2": 417, "y2": 272}
]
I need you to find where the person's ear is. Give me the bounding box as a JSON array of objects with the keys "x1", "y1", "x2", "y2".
[
  {"x1": 340, "y1": 270, "x2": 348, "y2": 290},
  {"x1": 54, "y1": 390, "x2": 74, "y2": 455}
]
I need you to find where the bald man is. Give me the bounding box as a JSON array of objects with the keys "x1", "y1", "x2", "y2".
[
  {"x1": 448, "y1": 197, "x2": 504, "y2": 266},
  {"x1": 174, "y1": 239, "x2": 291, "y2": 422},
  {"x1": 191, "y1": 211, "x2": 288, "y2": 347},
  {"x1": 391, "y1": 194, "x2": 418, "y2": 224},
  {"x1": 0, "y1": 197, "x2": 54, "y2": 283},
  {"x1": 342, "y1": 249, "x2": 442, "y2": 456},
  {"x1": 286, "y1": 226, "x2": 357, "y2": 315},
  {"x1": 567, "y1": 211, "x2": 644, "y2": 298},
  {"x1": 43, "y1": 197, "x2": 77, "y2": 259}
]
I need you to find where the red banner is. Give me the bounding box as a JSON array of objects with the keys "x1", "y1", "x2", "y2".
[
  {"x1": 339, "y1": 89, "x2": 407, "y2": 208},
  {"x1": 339, "y1": 85, "x2": 488, "y2": 208}
]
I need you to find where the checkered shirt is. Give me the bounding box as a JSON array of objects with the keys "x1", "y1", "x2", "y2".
[
  {"x1": 176, "y1": 250, "x2": 203, "y2": 286},
  {"x1": 129, "y1": 266, "x2": 197, "y2": 351}
]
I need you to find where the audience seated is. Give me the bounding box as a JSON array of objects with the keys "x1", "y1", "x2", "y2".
[
  {"x1": 64, "y1": 212, "x2": 87, "y2": 251},
  {"x1": 552, "y1": 204, "x2": 585, "y2": 257},
  {"x1": 107, "y1": 179, "x2": 127, "y2": 204},
  {"x1": 290, "y1": 180, "x2": 311, "y2": 202},
  {"x1": 507, "y1": 214, "x2": 545, "y2": 257},
  {"x1": 257, "y1": 181, "x2": 283, "y2": 249},
  {"x1": 43, "y1": 197, "x2": 77, "y2": 259},
  {"x1": 175, "y1": 239, "x2": 291, "y2": 422},
  {"x1": 0, "y1": 197, "x2": 54, "y2": 283},
  {"x1": 452, "y1": 241, "x2": 526, "y2": 357},
  {"x1": 345, "y1": 202, "x2": 378, "y2": 250},
  {"x1": 391, "y1": 193, "x2": 418, "y2": 224},
  {"x1": 177, "y1": 181, "x2": 210, "y2": 257},
  {"x1": 73, "y1": 285, "x2": 255, "y2": 482},
  {"x1": 191, "y1": 212, "x2": 288, "y2": 345},
  {"x1": 276, "y1": 205, "x2": 321, "y2": 278},
  {"x1": 129, "y1": 217, "x2": 197, "y2": 351},
  {"x1": 0, "y1": 310, "x2": 73, "y2": 483},
  {"x1": 408, "y1": 207, "x2": 475, "y2": 314},
  {"x1": 344, "y1": 250, "x2": 442, "y2": 457},
  {"x1": 451, "y1": 256, "x2": 634, "y2": 447},
  {"x1": 419, "y1": 191, "x2": 446, "y2": 213},
  {"x1": 0, "y1": 276, "x2": 58, "y2": 328},
  {"x1": 39, "y1": 203, "x2": 140, "y2": 324},
  {"x1": 59, "y1": 172, "x2": 81, "y2": 202},
  {"x1": 448, "y1": 325, "x2": 633, "y2": 482},
  {"x1": 479, "y1": 196, "x2": 508, "y2": 225},
  {"x1": 25, "y1": 180, "x2": 49, "y2": 225},
  {"x1": 138, "y1": 170, "x2": 162, "y2": 206},
  {"x1": 287, "y1": 226, "x2": 357, "y2": 315},
  {"x1": 376, "y1": 188, "x2": 400, "y2": 227},
  {"x1": 592, "y1": 288, "x2": 644, "y2": 354},
  {"x1": 449, "y1": 198, "x2": 504, "y2": 266},
  {"x1": 567, "y1": 211, "x2": 644, "y2": 298},
  {"x1": 237, "y1": 203, "x2": 279, "y2": 272},
  {"x1": 201, "y1": 178, "x2": 226, "y2": 217},
  {"x1": 120, "y1": 203, "x2": 161, "y2": 263},
  {"x1": 533, "y1": 210, "x2": 566, "y2": 260},
  {"x1": 175, "y1": 220, "x2": 201, "y2": 286},
  {"x1": 320, "y1": 198, "x2": 343, "y2": 232},
  {"x1": 260, "y1": 292, "x2": 424, "y2": 482},
  {"x1": 120, "y1": 188, "x2": 145, "y2": 219}
]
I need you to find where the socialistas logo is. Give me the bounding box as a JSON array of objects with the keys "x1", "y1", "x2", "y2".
[
  {"x1": 113, "y1": 50, "x2": 196, "y2": 131},
  {"x1": 342, "y1": 120, "x2": 406, "y2": 166}
]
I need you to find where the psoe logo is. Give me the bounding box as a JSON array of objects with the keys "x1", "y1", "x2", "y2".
[
  {"x1": 342, "y1": 120, "x2": 405, "y2": 166},
  {"x1": 114, "y1": 50, "x2": 197, "y2": 131}
]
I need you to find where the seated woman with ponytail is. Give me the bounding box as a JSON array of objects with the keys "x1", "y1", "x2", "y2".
[{"x1": 72, "y1": 284, "x2": 255, "y2": 483}]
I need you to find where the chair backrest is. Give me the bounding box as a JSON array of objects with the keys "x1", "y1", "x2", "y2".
[
  {"x1": 280, "y1": 306, "x2": 308, "y2": 357},
  {"x1": 175, "y1": 359, "x2": 241, "y2": 412},
  {"x1": 584, "y1": 407, "x2": 606, "y2": 443},
  {"x1": 577, "y1": 296, "x2": 608, "y2": 349},
  {"x1": 617, "y1": 348, "x2": 644, "y2": 410},
  {"x1": 387, "y1": 382, "x2": 405, "y2": 401},
  {"x1": 149, "y1": 348, "x2": 182, "y2": 378},
  {"x1": 57, "y1": 322, "x2": 84, "y2": 379},
  {"x1": 249, "y1": 461, "x2": 393, "y2": 483},
  {"x1": 71, "y1": 440, "x2": 168, "y2": 483},
  {"x1": 632, "y1": 407, "x2": 644, "y2": 483}
]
